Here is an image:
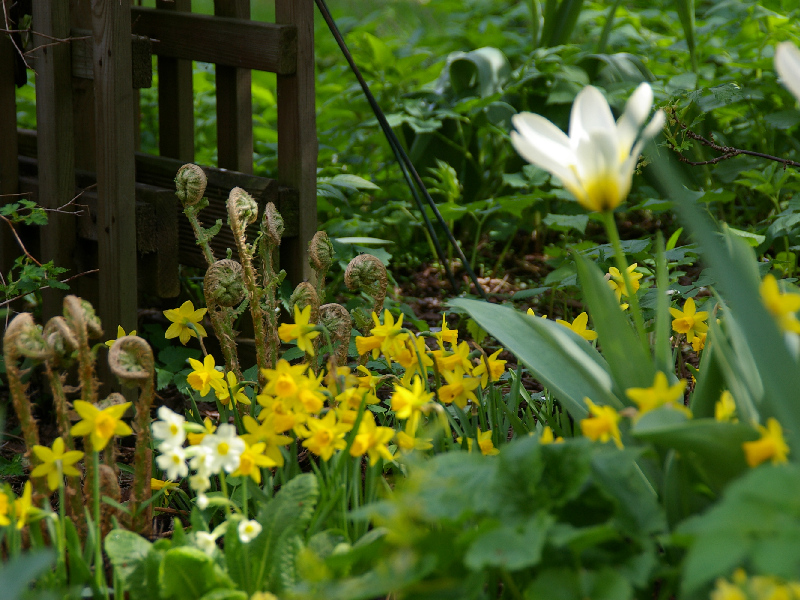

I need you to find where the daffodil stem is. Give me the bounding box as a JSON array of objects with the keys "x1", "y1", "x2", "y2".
[
  {"x1": 242, "y1": 477, "x2": 248, "y2": 520},
  {"x1": 92, "y1": 451, "x2": 108, "y2": 598},
  {"x1": 219, "y1": 471, "x2": 233, "y2": 516},
  {"x1": 602, "y1": 211, "x2": 649, "y2": 353},
  {"x1": 57, "y1": 474, "x2": 67, "y2": 585}
]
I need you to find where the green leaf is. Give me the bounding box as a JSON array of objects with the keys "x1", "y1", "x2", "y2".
[
  {"x1": 105, "y1": 529, "x2": 152, "y2": 583},
  {"x1": 450, "y1": 298, "x2": 623, "y2": 418},
  {"x1": 334, "y1": 237, "x2": 393, "y2": 245},
  {"x1": 0, "y1": 550, "x2": 55, "y2": 600},
  {"x1": 464, "y1": 511, "x2": 554, "y2": 571},
  {"x1": 543, "y1": 213, "x2": 589, "y2": 234},
  {"x1": 198, "y1": 591, "x2": 248, "y2": 600},
  {"x1": 674, "y1": 0, "x2": 696, "y2": 71},
  {"x1": 632, "y1": 415, "x2": 757, "y2": 493},
  {"x1": 160, "y1": 546, "x2": 234, "y2": 600},
  {"x1": 574, "y1": 253, "x2": 655, "y2": 395}
]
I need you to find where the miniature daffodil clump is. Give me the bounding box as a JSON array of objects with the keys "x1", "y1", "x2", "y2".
[
  {"x1": 625, "y1": 372, "x2": 689, "y2": 417},
  {"x1": 669, "y1": 297, "x2": 709, "y2": 342},
  {"x1": 278, "y1": 304, "x2": 321, "y2": 355},
  {"x1": 70, "y1": 401, "x2": 132, "y2": 451}
]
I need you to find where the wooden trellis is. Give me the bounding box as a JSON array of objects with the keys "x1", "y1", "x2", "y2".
[{"x1": 0, "y1": 0, "x2": 317, "y2": 335}]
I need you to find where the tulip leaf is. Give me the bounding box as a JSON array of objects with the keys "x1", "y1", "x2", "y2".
[
  {"x1": 450, "y1": 298, "x2": 623, "y2": 417},
  {"x1": 575, "y1": 252, "x2": 655, "y2": 397},
  {"x1": 631, "y1": 414, "x2": 757, "y2": 493}
]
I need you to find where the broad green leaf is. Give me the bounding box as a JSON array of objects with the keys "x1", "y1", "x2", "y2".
[
  {"x1": 464, "y1": 511, "x2": 554, "y2": 571},
  {"x1": 444, "y1": 47, "x2": 511, "y2": 98},
  {"x1": 0, "y1": 550, "x2": 55, "y2": 600},
  {"x1": 543, "y1": 213, "x2": 589, "y2": 233},
  {"x1": 160, "y1": 546, "x2": 234, "y2": 600},
  {"x1": 662, "y1": 450, "x2": 715, "y2": 528},
  {"x1": 105, "y1": 529, "x2": 152, "y2": 582},
  {"x1": 575, "y1": 253, "x2": 655, "y2": 396},
  {"x1": 199, "y1": 591, "x2": 248, "y2": 600},
  {"x1": 631, "y1": 414, "x2": 757, "y2": 493},
  {"x1": 450, "y1": 298, "x2": 622, "y2": 417},
  {"x1": 678, "y1": 464, "x2": 800, "y2": 591}
]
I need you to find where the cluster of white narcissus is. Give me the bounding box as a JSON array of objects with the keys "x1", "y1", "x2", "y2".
[{"x1": 152, "y1": 406, "x2": 261, "y2": 551}]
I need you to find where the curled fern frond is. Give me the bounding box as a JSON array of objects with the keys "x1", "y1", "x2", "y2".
[
  {"x1": 175, "y1": 163, "x2": 207, "y2": 208},
  {"x1": 205, "y1": 259, "x2": 247, "y2": 307}
]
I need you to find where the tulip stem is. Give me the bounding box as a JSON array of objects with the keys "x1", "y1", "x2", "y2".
[{"x1": 601, "y1": 211, "x2": 649, "y2": 353}]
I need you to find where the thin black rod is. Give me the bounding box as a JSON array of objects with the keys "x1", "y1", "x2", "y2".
[{"x1": 314, "y1": 0, "x2": 488, "y2": 300}]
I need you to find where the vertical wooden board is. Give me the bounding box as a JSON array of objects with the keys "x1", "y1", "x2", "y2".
[
  {"x1": 31, "y1": 0, "x2": 77, "y2": 319},
  {"x1": 276, "y1": 0, "x2": 317, "y2": 284},
  {"x1": 92, "y1": 0, "x2": 138, "y2": 333},
  {"x1": 156, "y1": 0, "x2": 194, "y2": 161},
  {"x1": 214, "y1": 0, "x2": 253, "y2": 174},
  {"x1": 0, "y1": 16, "x2": 20, "y2": 277}
]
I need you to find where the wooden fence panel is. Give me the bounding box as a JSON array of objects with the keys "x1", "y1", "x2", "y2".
[
  {"x1": 31, "y1": 0, "x2": 77, "y2": 318},
  {"x1": 276, "y1": 0, "x2": 317, "y2": 282},
  {"x1": 92, "y1": 0, "x2": 137, "y2": 334},
  {"x1": 156, "y1": 0, "x2": 194, "y2": 162},
  {"x1": 0, "y1": 10, "x2": 19, "y2": 277},
  {"x1": 214, "y1": 0, "x2": 253, "y2": 173}
]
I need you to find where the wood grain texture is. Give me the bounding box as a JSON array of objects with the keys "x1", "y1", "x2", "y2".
[
  {"x1": 32, "y1": 0, "x2": 77, "y2": 319},
  {"x1": 92, "y1": 0, "x2": 138, "y2": 332},
  {"x1": 0, "y1": 17, "x2": 20, "y2": 276},
  {"x1": 214, "y1": 0, "x2": 253, "y2": 173},
  {"x1": 156, "y1": 0, "x2": 194, "y2": 162},
  {"x1": 276, "y1": 0, "x2": 317, "y2": 284},
  {"x1": 131, "y1": 7, "x2": 297, "y2": 74}
]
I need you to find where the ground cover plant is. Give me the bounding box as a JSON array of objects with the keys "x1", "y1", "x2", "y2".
[{"x1": 5, "y1": 1, "x2": 800, "y2": 599}]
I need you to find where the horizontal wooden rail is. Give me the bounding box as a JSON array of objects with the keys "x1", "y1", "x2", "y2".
[{"x1": 130, "y1": 7, "x2": 297, "y2": 74}]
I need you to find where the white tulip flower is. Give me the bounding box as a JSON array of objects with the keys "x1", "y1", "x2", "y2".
[
  {"x1": 511, "y1": 83, "x2": 665, "y2": 212},
  {"x1": 776, "y1": 42, "x2": 800, "y2": 104}
]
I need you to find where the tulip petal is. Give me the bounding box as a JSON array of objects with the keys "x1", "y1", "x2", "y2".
[
  {"x1": 776, "y1": 42, "x2": 800, "y2": 104},
  {"x1": 570, "y1": 86, "x2": 615, "y2": 141}
]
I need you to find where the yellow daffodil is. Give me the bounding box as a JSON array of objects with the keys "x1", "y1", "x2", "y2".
[
  {"x1": 105, "y1": 325, "x2": 136, "y2": 348},
  {"x1": 526, "y1": 309, "x2": 548, "y2": 318},
  {"x1": 395, "y1": 430, "x2": 433, "y2": 453},
  {"x1": 711, "y1": 577, "x2": 747, "y2": 600},
  {"x1": 607, "y1": 263, "x2": 643, "y2": 301},
  {"x1": 473, "y1": 349, "x2": 507, "y2": 387},
  {"x1": 540, "y1": 426, "x2": 563, "y2": 444},
  {"x1": 438, "y1": 367, "x2": 481, "y2": 409},
  {"x1": 390, "y1": 376, "x2": 434, "y2": 434},
  {"x1": 240, "y1": 415, "x2": 292, "y2": 467},
  {"x1": 278, "y1": 304, "x2": 321, "y2": 355},
  {"x1": 13, "y1": 481, "x2": 33, "y2": 530},
  {"x1": 213, "y1": 371, "x2": 251, "y2": 406},
  {"x1": 511, "y1": 83, "x2": 665, "y2": 213},
  {"x1": 715, "y1": 391, "x2": 738, "y2": 423},
  {"x1": 232, "y1": 442, "x2": 275, "y2": 484},
  {"x1": 349, "y1": 411, "x2": 395, "y2": 466},
  {"x1": 691, "y1": 332, "x2": 707, "y2": 352},
  {"x1": 0, "y1": 490, "x2": 11, "y2": 527},
  {"x1": 188, "y1": 417, "x2": 217, "y2": 446},
  {"x1": 580, "y1": 397, "x2": 622, "y2": 448},
  {"x1": 70, "y1": 400, "x2": 132, "y2": 451},
  {"x1": 261, "y1": 360, "x2": 309, "y2": 399},
  {"x1": 743, "y1": 418, "x2": 789, "y2": 467},
  {"x1": 434, "y1": 314, "x2": 459, "y2": 349},
  {"x1": 31, "y1": 437, "x2": 84, "y2": 491},
  {"x1": 430, "y1": 340, "x2": 473, "y2": 373},
  {"x1": 355, "y1": 310, "x2": 409, "y2": 359},
  {"x1": 669, "y1": 297, "x2": 709, "y2": 342},
  {"x1": 150, "y1": 478, "x2": 179, "y2": 497},
  {"x1": 776, "y1": 42, "x2": 800, "y2": 104},
  {"x1": 301, "y1": 411, "x2": 350, "y2": 461},
  {"x1": 187, "y1": 354, "x2": 225, "y2": 397},
  {"x1": 759, "y1": 274, "x2": 800, "y2": 334},
  {"x1": 556, "y1": 312, "x2": 598, "y2": 342},
  {"x1": 625, "y1": 371, "x2": 689, "y2": 416},
  {"x1": 164, "y1": 300, "x2": 208, "y2": 345},
  {"x1": 457, "y1": 428, "x2": 500, "y2": 456}
]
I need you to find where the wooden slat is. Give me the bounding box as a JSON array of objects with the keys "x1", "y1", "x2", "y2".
[
  {"x1": 71, "y1": 30, "x2": 152, "y2": 88},
  {"x1": 156, "y1": 0, "x2": 194, "y2": 162},
  {"x1": 214, "y1": 0, "x2": 253, "y2": 173},
  {"x1": 0, "y1": 12, "x2": 20, "y2": 277},
  {"x1": 276, "y1": 0, "x2": 317, "y2": 284},
  {"x1": 92, "y1": 0, "x2": 138, "y2": 333},
  {"x1": 131, "y1": 7, "x2": 297, "y2": 75},
  {"x1": 31, "y1": 0, "x2": 77, "y2": 319}
]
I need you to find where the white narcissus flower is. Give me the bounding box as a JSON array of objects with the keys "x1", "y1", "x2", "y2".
[
  {"x1": 155, "y1": 444, "x2": 188, "y2": 481},
  {"x1": 194, "y1": 531, "x2": 217, "y2": 555},
  {"x1": 776, "y1": 42, "x2": 800, "y2": 104},
  {"x1": 152, "y1": 406, "x2": 186, "y2": 449},
  {"x1": 200, "y1": 423, "x2": 245, "y2": 473},
  {"x1": 511, "y1": 83, "x2": 665, "y2": 213},
  {"x1": 238, "y1": 519, "x2": 262, "y2": 543}
]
